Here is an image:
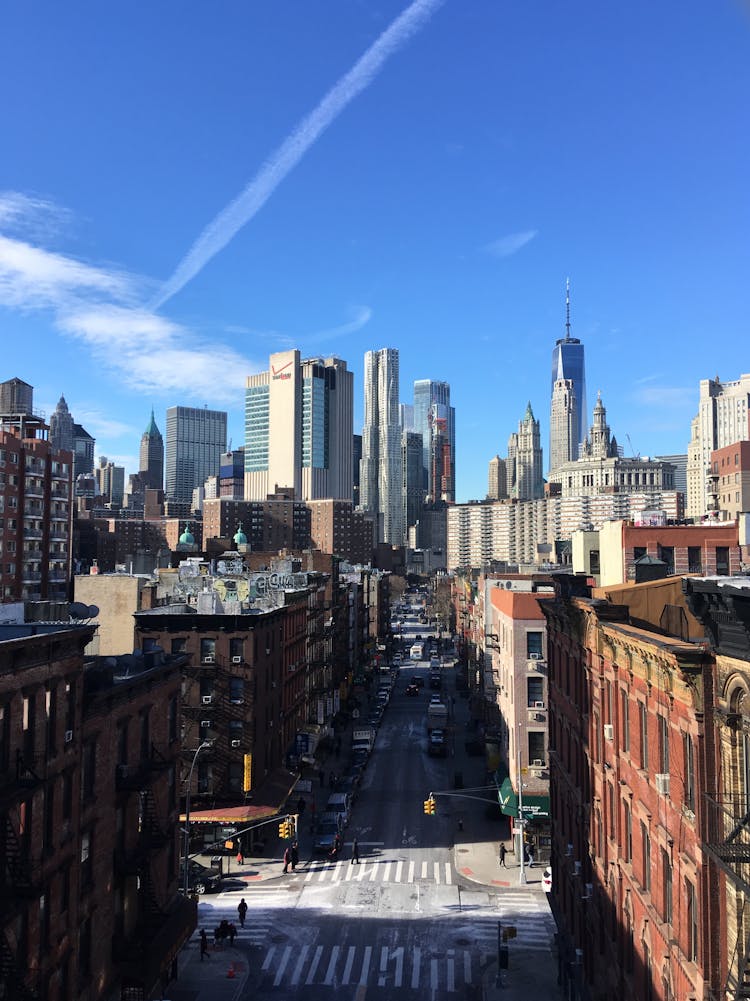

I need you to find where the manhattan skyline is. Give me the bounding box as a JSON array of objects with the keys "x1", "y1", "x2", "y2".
[{"x1": 1, "y1": 1, "x2": 748, "y2": 502}]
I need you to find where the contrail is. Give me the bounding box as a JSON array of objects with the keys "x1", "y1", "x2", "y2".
[{"x1": 152, "y1": 0, "x2": 445, "y2": 310}]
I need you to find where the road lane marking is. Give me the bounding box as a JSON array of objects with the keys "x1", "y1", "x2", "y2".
[
  {"x1": 393, "y1": 946, "x2": 404, "y2": 987},
  {"x1": 290, "y1": 945, "x2": 308, "y2": 986},
  {"x1": 305, "y1": 945, "x2": 323, "y2": 984},
  {"x1": 411, "y1": 947, "x2": 421, "y2": 989},
  {"x1": 395, "y1": 860, "x2": 403, "y2": 882},
  {"x1": 345, "y1": 862, "x2": 355, "y2": 881},
  {"x1": 383, "y1": 862, "x2": 392, "y2": 882},
  {"x1": 323, "y1": 945, "x2": 340, "y2": 985},
  {"x1": 273, "y1": 945, "x2": 292, "y2": 986},
  {"x1": 446, "y1": 950, "x2": 455, "y2": 992},
  {"x1": 464, "y1": 951, "x2": 472, "y2": 983},
  {"x1": 342, "y1": 946, "x2": 356, "y2": 984},
  {"x1": 445, "y1": 862, "x2": 453, "y2": 884},
  {"x1": 408, "y1": 860, "x2": 415, "y2": 883},
  {"x1": 433, "y1": 862, "x2": 440, "y2": 883},
  {"x1": 359, "y1": 945, "x2": 372, "y2": 985},
  {"x1": 261, "y1": 946, "x2": 275, "y2": 971},
  {"x1": 430, "y1": 957, "x2": 438, "y2": 991},
  {"x1": 378, "y1": 945, "x2": 388, "y2": 986},
  {"x1": 421, "y1": 861, "x2": 428, "y2": 879}
]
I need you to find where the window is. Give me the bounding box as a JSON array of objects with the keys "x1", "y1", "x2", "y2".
[
  {"x1": 171, "y1": 637, "x2": 187, "y2": 654},
  {"x1": 229, "y1": 638, "x2": 244, "y2": 660},
  {"x1": 620, "y1": 689, "x2": 630, "y2": 753},
  {"x1": 659, "y1": 545, "x2": 674, "y2": 574},
  {"x1": 716, "y1": 546, "x2": 730, "y2": 576},
  {"x1": 528, "y1": 730, "x2": 545, "y2": 765},
  {"x1": 658, "y1": 714, "x2": 670, "y2": 773},
  {"x1": 662, "y1": 849, "x2": 673, "y2": 924},
  {"x1": 45, "y1": 686, "x2": 57, "y2": 757},
  {"x1": 623, "y1": 801, "x2": 632, "y2": 862},
  {"x1": 139, "y1": 710, "x2": 150, "y2": 761},
  {"x1": 608, "y1": 783, "x2": 615, "y2": 839},
  {"x1": 80, "y1": 830, "x2": 93, "y2": 891},
  {"x1": 22, "y1": 693, "x2": 35, "y2": 758},
  {"x1": 685, "y1": 878, "x2": 698, "y2": 962},
  {"x1": 81, "y1": 740, "x2": 96, "y2": 802},
  {"x1": 683, "y1": 732, "x2": 695, "y2": 812},
  {"x1": 641, "y1": 821, "x2": 651, "y2": 891},
  {"x1": 527, "y1": 677, "x2": 544, "y2": 705},
  {"x1": 78, "y1": 914, "x2": 92, "y2": 980},
  {"x1": 44, "y1": 781, "x2": 55, "y2": 855},
  {"x1": 200, "y1": 638, "x2": 216, "y2": 660},
  {"x1": 229, "y1": 678, "x2": 245, "y2": 704},
  {"x1": 639, "y1": 703, "x2": 649, "y2": 769},
  {"x1": 526, "y1": 632, "x2": 543, "y2": 658},
  {"x1": 687, "y1": 546, "x2": 702, "y2": 573}
]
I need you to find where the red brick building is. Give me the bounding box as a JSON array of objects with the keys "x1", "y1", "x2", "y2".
[
  {"x1": 0, "y1": 625, "x2": 192, "y2": 1001},
  {"x1": 542, "y1": 579, "x2": 715, "y2": 1000},
  {"x1": 708, "y1": 440, "x2": 750, "y2": 520}
]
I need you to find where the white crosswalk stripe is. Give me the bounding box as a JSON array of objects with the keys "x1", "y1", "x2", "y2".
[
  {"x1": 196, "y1": 897, "x2": 281, "y2": 947},
  {"x1": 296, "y1": 856, "x2": 455, "y2": 886},
  {"x1": 497, "y1": 893, "x2": 557, "y2": 953},
  {"x1": 256, "y1": 942, "x2": 490, "y2": 991}
]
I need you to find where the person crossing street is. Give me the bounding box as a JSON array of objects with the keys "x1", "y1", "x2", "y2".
[
  {"x1": 237, "y1": 898, "x2": 248, "y2": 928},
  {"x1": 350, "y1": 837, "x2": 359, "y2": 864}
]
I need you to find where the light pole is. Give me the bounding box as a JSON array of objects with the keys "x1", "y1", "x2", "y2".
[
  {"x1": 183, "y1": 740, "x2": 213, "y2": 895},
  {"x1": 517, "y1": 722, "x2": 526, "y2": 885}
]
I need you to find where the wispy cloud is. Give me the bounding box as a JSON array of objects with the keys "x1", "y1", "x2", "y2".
[
  {"x1": 152, "y1": 0, "x2": 445, "y2": 309},
  {"x1": 0, "y1": 190, "x2": 74, "y2": 242},
  {"x1": 631, "y1": 383, "x2": 695, "y2": 409},
  {"x1": 225, "y1": 305, "x2": 373, "y2": 349},
  {"x1": 483, "y1": 229, "x2": 538, "y2": 258}
]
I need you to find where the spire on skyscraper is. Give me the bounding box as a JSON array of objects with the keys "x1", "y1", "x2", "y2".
[{"x1": 565, "y1": 277, "x2": 571, "y2": 341}]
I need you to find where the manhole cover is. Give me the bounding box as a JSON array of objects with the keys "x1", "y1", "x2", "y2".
[
  {"x1": 457, "y1": 848, "x2": 470, "y2": 854},
  {"x1": 455, "y1": 937, "x2": 471, "y2": 946}
]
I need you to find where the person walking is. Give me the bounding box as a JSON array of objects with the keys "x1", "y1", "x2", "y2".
[
  {"x1": 199, "y1": 929, "x2": 210, "y2": 961},
  {"x1": 282, "y1": 845, "x2": 292, "y2": 874},
  {"x1": 236, "y1": 846, "x2": 244, "y2": 866},
  {"x1": 498, "y1": 842, "x2": 507, "y2": 867},
  {"x1": 351, "y1": 837, "x2": 359, "y2": 865},
  {"x1": 291, "y1": 841, "x2": 299, "y2": 872},
  {"x1": 228, "y1": 922, "x2": 237, "y2": 946},
  {"x1": 237, "y1": 898, "x2": 248, "y2": 928},
  {"x1": 527, "y1": 845, "x2": 535, "y2": 868}
]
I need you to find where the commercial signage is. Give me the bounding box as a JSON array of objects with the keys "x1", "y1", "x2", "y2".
[
  {"x1": 243, "y1": 754, "x2": 252, "y2": 793},
  {"x1": 250, "y1": 571, "x2": 309, "y2": 596}
]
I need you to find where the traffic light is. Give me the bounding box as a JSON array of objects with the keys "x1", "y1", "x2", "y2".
[
  {"x1": 423, "y1": 796, "x2": 436, "y2": 816},
  {"x1": 278, "y1": 821, "x2": 287, "y2": 839},
  {"x1": 279, "y1": 819, "x2": 292, "y2": 839}
]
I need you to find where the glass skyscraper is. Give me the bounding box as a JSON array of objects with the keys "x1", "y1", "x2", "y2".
[
  {"x1": 550, "y1": 282, "x2": 586, "y2": 469},
  {"x1": 413, "y1": 380, "x2": 455, "y2": 502},
  {"x1": 165, "y1": 405, "x2": 228, "y2": 503}
]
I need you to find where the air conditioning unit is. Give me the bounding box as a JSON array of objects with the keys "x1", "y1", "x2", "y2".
[
  {"x1": 231, "y1": 739, "x2": 241, "y2": 748},
  {"x1": 573, "y1": 860, "x2": 582, "y2": 876},
  {"x1": 565, "y1": 843, "x2": 573, "y2": 857},
  {"x1": 201, "y1": 695, "x2": 213, "y2": 705},
  {"x1": 655, "y1": 773, "x2": 671, "y2": 795},
  {"x1": 603, "y1": 723, "x2": 614, "y2": 741},
  {"x1": 582, "y1": 882, "x2": 593, "y2": 900},
  {"x1": 232, "y1": 656, "x2": 242, "y2": 664},
  {"x1": 64, "y1": 729, "x2": 73, "y2": 743},
  {"x1": 200, "y1": 720, "x2": 212, "y2": 729},
  {"x1": 531, "y1": 758, "x2": 543, "y2": 768},
  {"x1": 202, "y1": 655, "x2": 214, "y2": 664},
  {"x1": 534, "y1": 701, "x2": 546, "y2": 710},
  {"x1": 530, "y1": 652, "x2": 541, "y2": 660}
]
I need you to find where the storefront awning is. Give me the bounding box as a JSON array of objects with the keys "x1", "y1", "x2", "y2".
[
  {"x1": 181, "y1": 767, "x2": 298, "y2": 824},
  {"x1": 497, "y1": 776, "x2": 550, "y2": 820}
]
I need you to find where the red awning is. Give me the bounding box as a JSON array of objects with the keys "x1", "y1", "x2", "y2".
[{"x1": 181, "y1": 768, "x2": 298, "y2": 824}]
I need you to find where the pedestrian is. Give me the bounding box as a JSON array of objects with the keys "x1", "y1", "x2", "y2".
[
  {"x1": 351, "y1": 837, "x2": 359, "y2": 865},
  {"x1": 236, "y1": 846, "x2": 244, "y2": 866},
  {"x1": 199, "y1": 929, "x2": 210, "y2": 961},
  {"x1": 283, "y1": 845, "x2": 291, "y2": 874},
  {"x1": 291, "y1": 841, "x2": 299, "y2": 872},
  {"x1": 527, "y1": 846, "x2": 535, "y2": 868},
  {"x1": 457, "y1": 816, "x2": 464, "y2": 832},
  {"x1": 228, "y1": 922, "x2": 236, "y2": 946},
  {"x1": 237, "y1": 898, "x2": 248, "y2": 928},
  {"x1": 498, "y1": 842, "x2": 507, "y2": 867}
]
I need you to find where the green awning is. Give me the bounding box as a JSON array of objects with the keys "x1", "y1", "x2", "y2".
[{"x1": 497, "y1": 776, "x2": 550, "y2": 820}]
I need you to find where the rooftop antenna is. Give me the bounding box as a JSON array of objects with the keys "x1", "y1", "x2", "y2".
[{"x1": 565, "y1": 277, "x2": 572, "y2": 340}]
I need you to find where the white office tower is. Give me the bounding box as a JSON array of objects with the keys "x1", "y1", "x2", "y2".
[
  {"x1": 686, "y1": 374, "x2": 750, "y2": 518},
  {"x1": 244, "y1": 350, "x2": 353, "y2": 501},
  {"x1": 549, "y1": 379, "x2": 577, "y2": 474},
  {"x1": 360, "y1": 348, "x2": 404, "y2": 545}
]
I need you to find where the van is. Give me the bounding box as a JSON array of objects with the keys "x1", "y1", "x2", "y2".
[{"x1": 325, "y1": 792, "x2": 352, "y2": 825}]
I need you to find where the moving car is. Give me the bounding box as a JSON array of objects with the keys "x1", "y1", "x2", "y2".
[
  {"x1": 405, "y1": 683, "x2": 420, "y2": 696},
  {"x1": 313, "y1": 818, "x2": 341, "y2": 854},
  {"x1": 428, "y1": 729, "x2": 447, "y2": 757},
  {"x1": 411, "y1": 675, "x2": 425, "y2": 689}
]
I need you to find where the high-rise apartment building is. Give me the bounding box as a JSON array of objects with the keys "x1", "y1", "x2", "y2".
[
  {"x1": 352, "y1": 434, "x2": 362, "y2": 508},
  {"x1": 508, "y1": 403, "x2": 544, "y2": 501},
  {"x1": 96, "y1": 456, "x2": 125, "y2": 506},
  {"x1": 244, "y1": 350, "x2": 353, "y2": 502},
  {"x1": 139, "y1": 408, "x2": 164, "y2": 490},
  {"x1": 428, "y1": 401, "x2": 454, "y2": 503},
  {"x1": 360, "y1": 348, "x2": 404, "y2": 545},
  {"x1": 72, "y1": 423, "x2": 95, "y2": 479},
  {"x1": 50, "y1": 395, "x2": 74, "y2": 454},
  {"x1": 550, "y1": 281, "x2": 586, "y2": 470},
  {"x1": 0, "y1": 384, "x2": 73, "y2": 603},
  {"x1": 487, "y1": 455, "x2": 508, "y2": 500},
  {"x1": 686, "y1": 373, "x2": 750, "y2": 518},
  {"x1": 413, "y1": 379, "x2": 455, "y2": 501},
  {"x1": 165, "y1": 405, "x2": 227, "y2": 504},
  {"x1": 402, "y1": 430, "x2": 424, "y2": 539}
]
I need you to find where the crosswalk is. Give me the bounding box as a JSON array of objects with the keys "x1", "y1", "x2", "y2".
[
  {"x1": 196, "y1": 894, "x2": 284, "y2": 948},
  {"x1": 496, "y1": 890, "x2": 557, "y2": 953},
  {"x1": 299, "y1": 856, "x2": 454, "y2": 885},
  {"x1": 257, "y1": 943, "x2": 489, "y2": 991}
]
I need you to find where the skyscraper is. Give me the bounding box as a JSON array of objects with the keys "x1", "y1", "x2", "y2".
[
  {"x1": 686, "y1": 373, "x2": 750, "y2": 517},
  {"x1": 139, "y1": 408, "x2": 164, "y2": 490},
  {"x1": 402, "y1": 430, "x2": 424, "y2": 540},
  {"x1": 50, "y1": 395, "x2": 74, "y2": 454},
  {"x1": 413, "y1": 380, "x2": 455, "y2": 501},
  {"x1": 549, "y1": 379, "x2": 577, "y2": 475},
  {"x1": 550, "y1": 281, "x2": 586, "y2": 471},
  {"x1": 360, "y1": 348, "x2": 403, "y2": 545},
  {"x1": 166, "y1": 405, "x2": 227, "y2": 504},
  {"x1": 428, "y1": 402, "x2": 454, "y2": 503},
  {"x1": 508, "y1": 403, "x2": 544, "y2": 500},
  {"x1": 244, "y1": 350, "x2": 353, "y2": 501},
  {"x1": 96, "y1": 456, "x2": 125, "y2": 506},
  {"x1": 487, "y1": 455, "x2": 508, "y2": 500}
]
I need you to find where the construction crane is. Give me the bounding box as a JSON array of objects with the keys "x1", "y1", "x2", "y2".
[{"x1": 625, "y1": 434, "x2": 640, "y2": 460}]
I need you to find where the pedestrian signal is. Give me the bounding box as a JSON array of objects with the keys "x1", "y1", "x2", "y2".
[{"x1": 423, "y1": 796, "x2": 436, "y2": 815}]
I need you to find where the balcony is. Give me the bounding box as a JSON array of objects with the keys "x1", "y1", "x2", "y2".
[{"x1": 704, "y1": 794, "x2": 750, "y2": 893}]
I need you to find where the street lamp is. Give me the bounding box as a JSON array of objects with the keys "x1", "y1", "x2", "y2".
[{"x1": 183, "y1": 740, "x2": 213, "y2": 895}]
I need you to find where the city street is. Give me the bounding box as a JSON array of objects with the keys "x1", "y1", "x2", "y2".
[{"x1": 172, "y1": 598, "x2": 559, "y2": 999}]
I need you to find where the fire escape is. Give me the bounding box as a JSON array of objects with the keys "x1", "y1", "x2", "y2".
[
  {"x1": 1, "y1": 749, "x2": 44, "y2": 1001},
  {"x1": 112, "y1": 744, "x2": 196, "y2": 996}
]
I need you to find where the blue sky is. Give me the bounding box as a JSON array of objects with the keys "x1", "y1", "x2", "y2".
[{"x1": 1, "y1": 1, "x2": 748, "y2": 503}]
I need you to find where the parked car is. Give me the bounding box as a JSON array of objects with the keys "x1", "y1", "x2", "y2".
[
  {"x1": 430, "y1": 693, "x2": 443, "y2": 704},
  {"x1": 180, "y1": 861, "x2": 222, "y2": 894}
]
